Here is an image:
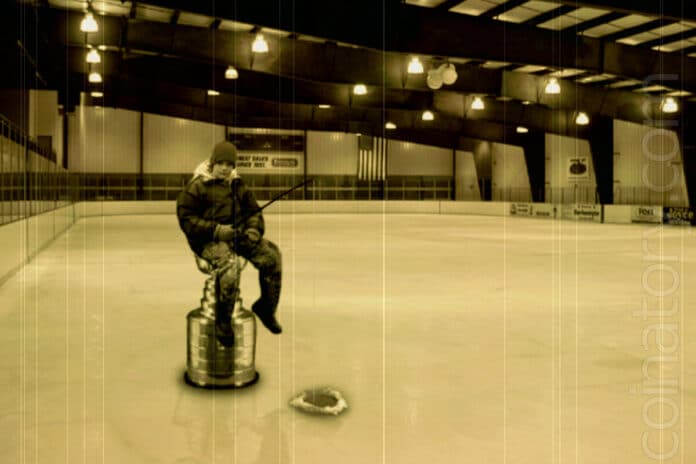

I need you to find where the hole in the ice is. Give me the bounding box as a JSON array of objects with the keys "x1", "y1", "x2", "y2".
[{"x1": 289, "y1": 387, "x2": 348, "y2": 416}]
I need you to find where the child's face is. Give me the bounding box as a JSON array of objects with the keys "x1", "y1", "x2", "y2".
[{"x1": 212, "y1": 161, "x2": 234, "y2": 179}]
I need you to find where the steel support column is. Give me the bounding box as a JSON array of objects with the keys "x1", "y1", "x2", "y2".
[{"x1": 587, "y1": 117, "x2": 614, "y2": 205}]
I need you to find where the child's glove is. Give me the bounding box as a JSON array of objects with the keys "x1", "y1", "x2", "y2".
[
  {"x1": 245, "y1": 228, "x2": 261, "y2": 243},
  {"x1": 215, "y1": 224, "x2": 238, "y2": 241}
]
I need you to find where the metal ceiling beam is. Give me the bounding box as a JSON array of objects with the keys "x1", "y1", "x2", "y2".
[
  {"x1": 600, "y1": 19, "x2": 668, "y2": 42},
  {"x1": 479, "y1": 0, "x2": 527, "y2": 19},
  {"x1": 570, "y1": 11, "x2": 625, "y2": 33},
  {"x1": 602, "y1": 41, "x2": 696, "y2": 97},
  {"x1": 129, "y1": 1, "x2": 137, "y2": 20},
  {"x1": 89, "y1": 77, "x2": 527, "y2": 148},
  {"x1": 499, "y1": 71, "x2": 682, "y2": 124},
  {"x1": 48, "y1": 9, "x2": 503, "y2": 94},
  {"x1": 61, "y1": 36, "x2": 676, "y2": 131},
  {"x1": 545, "y1": 0, "x2": 696, "y2": 23},
  {"x1": 43, "y1": 6, "x2": 696, "y2": 95},
  {"x1": 680, "y1": 45, "x2": 696, "y2": 56},
  {"x1": 27, "y1": 5, "x2": 691, "y2": 147},
  {"x1": 43, "y1": 8, "x2": 691, "y2": 130},
  {"x1": 521, "y1": 5, "x2": 576, "y2": 28},
  {"x1": 640, "y1": 29, "x2": 696, "y2": 51},
  {"x1": 63, "y1": 55, "x2": 625, "y2": 143},
  {"x1": 115, "y1": 0, "x2": 696, "y2": 52},
  {"x1": 434, "y1": 0, "x2": 463, "y2": 11},
  {"x1": 300, "y1": 4, "x2": 694, "y2": 90}
]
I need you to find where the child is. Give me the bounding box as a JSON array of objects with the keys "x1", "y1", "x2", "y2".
[{"x1": 177, "y1": 141, "x2": 282, "y2": 346}]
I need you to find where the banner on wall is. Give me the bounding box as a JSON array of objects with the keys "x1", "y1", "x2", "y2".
[
  {"x1": 235, "y1": 152, "x2": 303, "y2": 174},
  {"x1": 531, "y1": 203, "x2": 557, "y2": 218},
  {"x1": 631, "y1": 206, "x2": 663, "y2": 224},
  {"x1": 561, "y1": 203, "x2": 602, "y2": 222},
  {"x1": 509, "y1": 202, "x2": 557, "y2": 218},
  {"x1": 567, "y1": 157, "x2": 590, "y2": 180},
  {"x1": 509, "y1": 202, "x2": 533, "y2": 216},
  {"x1": 663, "y1": 206, "x2": 696, "y2": 226}
]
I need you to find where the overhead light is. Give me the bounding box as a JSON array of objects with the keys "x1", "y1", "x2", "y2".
[
  {"x1": 516, "y1": 126, "x2": 529, "y2": 133},
  {"x1": 224, "y1": 66, "x2": 238, "y2": 79},
  {"x1": 207, "y1": 89, "x2": 220, "y2": 96},
  {"x1": 88, "y1": 72, "x2": 102, "y2": 83},
  {"x1": 80, "y1": 12, "x2": 98, "y2": 33},
  {"x1": 471, "y1": 96, "x2": 485, "y2": 110},
  {"x1": 661, "y1": 97, "x2": 679, "y2": 113},
  {"x1": 385, "y1": 122, "x2": 397, "y2": 130},
  {"x1": 522, "y1": 100, "x2": 533, "y2": 105},
  {"x1": 545, "y1": 77, "x2": 561, "y2": 94},
  {"x1": 85, "y1": 49, "x2": 101, "y2": 64},
  {"x1": 353, "y1": 84, "x2": 367, "y2": 95},
  {"x1": 442, "y1": 63, "x2": 457, "y2": 85},
  {"x1": 252, "y1": 34, "x2": 268, "y2": 53},
  {"x1": 90, "y1": 91, "x2": 103, "y2": 98},
  {"x1": 407, "y1": 57, "x2": 424, "y2": 74},
  {"x1": 575, "y1": 112, "x2": 590, "y2": 125},
  {"x1": 421, "y1": 110, "x2": 434, "y2": 121},
  {"x1": 318, "y1": 104, "x2": 331, "y2": 109}
]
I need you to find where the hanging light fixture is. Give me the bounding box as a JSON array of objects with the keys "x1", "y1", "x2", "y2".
[
  {"x1": 575, "y1": 111, "x2": 590, "y2": 125},
  {"x1": 385, "y1": 122, "x2": 397, "y2": 130},
  {"x1": 80, "y1": 12, "x2": 98, "y2": 33},
  {"x1": 353, "y1": 84, "x2": 367, "y2": 95},
  {"x1": 421, "y1": 110, "x2": 434, "y2": 121},
  {"x1": 407, "y1": 57, "x2": 424, "y2": 74},
  {"x1": 471, "y1": 96, "x2": 485, "y2": 110},
  {"x1": 318, "y1": 104, "x2": 331, "y2": 109},
  {"x1": 88, "y1": 72, "x2": 102, "y2": 83},
  {"x1": 252, "y1": 34, "x2": 269, "y2": 53},
  {"x1": 207, "y1": 89, "x2": 220, "y2": 96},
  {"x1": 224, "y1": 66, "x2": 239, "y2": 79},
  {"x1": 661, "y1": 97, "x2": 679, "y2": 113},
  {"x1": 90, "y1": 91, "x2": 104, "y2": 98},
  {"x1": 516, "y1": 126, "x2": 529, "y2": 133},
  {"x1": 545, "y1": 77, "x2": 561, "y2": 94},
  {"x1": 86, "y1": 48, "x2": 101, "y2": 64}
]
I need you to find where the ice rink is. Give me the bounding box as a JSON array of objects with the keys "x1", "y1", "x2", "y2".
[{"x1": 1, "y1": 212, "x2": 695, "y2": 464}]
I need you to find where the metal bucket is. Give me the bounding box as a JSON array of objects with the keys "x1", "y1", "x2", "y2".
[{"x1": 185, "y1": 299, "x2": 259, "y2": 388}]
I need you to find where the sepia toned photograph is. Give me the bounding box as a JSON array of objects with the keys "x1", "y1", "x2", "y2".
[{"x1": 1, "y1": 0, "x2": 695, "y2": 462}]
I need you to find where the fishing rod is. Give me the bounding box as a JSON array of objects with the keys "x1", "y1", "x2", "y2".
[{"x1": 233, "y1": 177, "x2": 314, "y2": 228}]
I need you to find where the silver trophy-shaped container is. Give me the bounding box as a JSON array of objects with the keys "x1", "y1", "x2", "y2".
[{"x1": 185, "y1": 259, "x2": 259, "y2": 389}]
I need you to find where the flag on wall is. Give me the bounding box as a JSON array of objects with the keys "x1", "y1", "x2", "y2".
[{"x1": 357, "y1": 135, "x2": 386, "y2": 181}]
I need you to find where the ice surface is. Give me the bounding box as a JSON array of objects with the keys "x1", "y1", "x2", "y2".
[{"x1": 1, "y1": 213, "x2": 695, "y2": 463}]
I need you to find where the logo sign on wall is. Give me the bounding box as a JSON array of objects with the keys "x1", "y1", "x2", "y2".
[
  {"x1": 235, "y1": 152, "x2": 303, "y2": 174},
  {"x1": 567, "y1": 157, "x2": 590, "y2": 180},
  {"x1": 663, "y1": 206, "x2": 696, "y2": 226},
  {"x1": 561, "y1": 203, "x2": 602, "y2": 222},
  {"x1": 631, "y1": 206, "x2": 662, "y2": 224},
  {"x1": 509, "y1": 202, "x2": 557, "y2": 219},
  {"x1": 509, "y1": 203, "x2": 533, "y2": 216},
  {"x1": 531, "y1": 203, "x2": 556, "y2": 218}
]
